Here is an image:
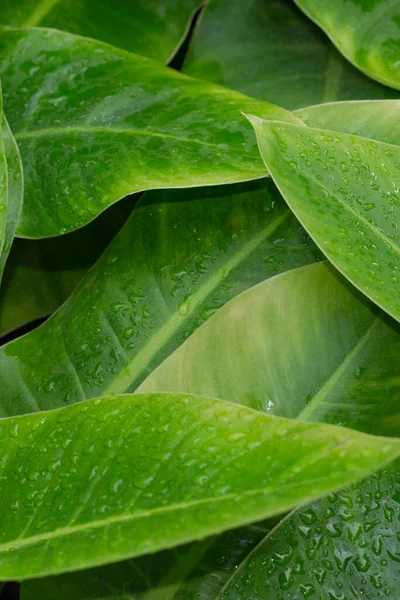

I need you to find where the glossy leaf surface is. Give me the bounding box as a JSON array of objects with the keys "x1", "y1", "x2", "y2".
[
  {"x1": 249, "y1": 117, "x2": 400, "y2": 323},
  {"x1": 220, "y1": 460, "x2": 400, "y2": 599},
  {"x1": 296, "y1": 99, "x2": 400, "y2": 144},
  {"x1": 0, "y1": 114, "x2": 24, "y2": 284},
  {"x1": 24, "y1": 264, "x2": 400, "y2": 599},
  {"x1": 184, "y1": 0, "x2": 398, "y2": 110},
  {"x1": 22, "y1": 524, "x2": 272, "y2": 600},
  {"x1": 0, "y1": 28, "x2": 296, "y2": 238},
  {"x1": 0, "y1": 393, "x2": 395, "y2": 580},
  {"x1": 0, "y1": 0, "x2": 201, "y2": 62},
  {"x1": 296, "y1": 0, "x2": 400, "y2": 90},
  {"x1": 0, "y1": 182, "x2": 319, "y2": 415},
  {"x1": 139, "y1": 262, "x2": 400, "y2": 435}
]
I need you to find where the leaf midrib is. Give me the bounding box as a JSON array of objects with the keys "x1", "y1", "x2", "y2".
[
  {"x1": 21, "y1": 0, "x2": 62, "y2": 27},
  {"x1": 105, "y1": 208, "x2": 292, "y2": 395},
  {"x1": 296, "y1": 316, "x2": 381, "y2": 421},
  {"x1": 0, "y1": 475, "x2": 351, "y2": 557},
  {"x1": 14, "y1": 126, "x2": 231, "y2": 154}
]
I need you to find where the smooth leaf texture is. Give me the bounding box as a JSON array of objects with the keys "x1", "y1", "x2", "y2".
[
  {"x1": 0, "y1": 181, "x2": 320, "y2": 415},
  {"x1": 184, "y1": 0, "x2": 398, "y2": 110},
  {"x1": 296, "y1": 0, "x2": 400, "y2": 90},
  {"x1": 219, "y1": 460, "x2": 400, "y2": 600},
  {"x1": 249, "y1": 117, "x2": 400, "y2": 323},
  {"x1": 0, "y1": 28, "x2": 297, "y2": 238},
  {"x1": 138, "y1": 262, "x2": 400, "y2": 435},
  {"x1": 0, "y1": 393, "x2": 395, "y2": 580},
  {"x1": 296, "y1": 99, "x2": 400, "y2": 144},
  {"x1": 0, "y1": 0, "x2": 201, "y2": 62}
]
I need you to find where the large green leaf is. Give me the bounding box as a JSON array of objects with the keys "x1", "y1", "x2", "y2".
[
  {"x1": 0, "y1": 181, "x2": 319, "y2": 415},
  {"x1": 0, "y1": 196, "x2": 133, "y2": 337},
  {"x1": 139, "y1": 262, "x2": 400, "y2": 435},
  {"x1": 0, "y1": 392, "x2": 395, "y2": 580},
  {"x1": 295, "y1": 0, "x2": 400, "y2": 90},
  {"x1": 23, "y1": 263, "x2": 400, "y2": 599},
  {"x1": 22, "y1": 524, "x2": 273, "y2": 600},
  {"x1": 0, "y1": 0, "x2": 201, "y2": 63},
  {"x1": 183, "y1": 0, "x2": 397, "y2": 110},
  {"x1": 218, "y1": 460, "x2": 400, "y2": 599},
  {"x1": 0, "y1": 28, "x2": 297, "y2": 238},
  {"x1": 249, "y1": 116, "x2": 400, "y2": 323}
]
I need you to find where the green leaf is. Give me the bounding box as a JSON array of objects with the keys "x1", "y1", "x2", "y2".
[
  {"x1": 248, "y1": 116, "x2": 400, "y2": 323},
  {"x1": 218, "y1": 460, "x2": 400, "y2": 599},
  {"x1": 0, "y1": 28, "x2": 297, "y2": 238},
  {"x1": 0, "y1": 196, "x2": 133, "y2": 337},
  {"x1": 138, "y1": 262, "x2": 400, "y2": 435},
  {"x1": 183, "y1": 0, "x2": 398, "y2": 110},
  {"x1": 0, "y1": 393, "x2": 396, "y2": 580},
  {"x1": 0, "y1": 0, "x2": 201, "y2": 63},
  {"x1": 0, "y1": 181, "x2": 319, "y2": 415},
  {"x1": 0, "y1": 113, "x2": 24, "y2": 284},
  {"x1": 296, "y1": 99, "x2": 400, "y2": 145},
  {"x1": 295, "y1": 0, "x2": 400, "y2": 90},
  {"x1": 22, "y1": 263, "x2": 400, "y2": 599},
  {"x1": 21, "y1": 525, "x2": 273, "y2": 600}
]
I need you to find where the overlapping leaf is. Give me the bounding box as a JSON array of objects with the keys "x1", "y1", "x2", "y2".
[
  {"x1": 0, "y1": 0, "x2": 201, "y2": 62},
  {"x1": 23, "y1": 263, "x2": 400, "y2": 599},
  {"x1": 184, "y1": 0, "x2": 398, "y2": 109},
  {"x1": 139, "y1": 262, "x2": 400, "y2": 435},
  {"x1": 0, "y1": 392, "x2": 395, "y2": 580},
  {"x1": 0, "y1": 27, "x2": 298, "y2": 238},
  {"x1": 0, "y1": 181, "x2": 319, "y2": 415},
  {"x1": 249, "y1": 116, "x2": 400, "y2": 323},
  {"x1": 296, "y1": 0, "x2": 400, "y2": 89}
]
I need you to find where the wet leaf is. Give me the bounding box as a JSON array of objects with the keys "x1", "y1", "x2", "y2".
[
  {"x1": 184, "y1": 0, "x2": 398, "y2": 109},
  {"x1": 249, "y1": 116, "x2": 400, "y2": 323},
  {"x1": 0, "y1": 27, "x2": 296, "y2": 238},
  {"x1": 0, "y1": 181, "x2": 319, "y2": 414},
  {"x1": 0, "y1": 392, "x2": 395, "y2": 580},
  {"x1": 296, "y1": 0, "x2": 400, "y2": 89}
]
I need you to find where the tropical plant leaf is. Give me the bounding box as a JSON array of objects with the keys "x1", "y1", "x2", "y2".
[
  {"x1": 22, "y1": 263, "x2": 400, "y2": 599},
  {"x1": 295, "y1": 0, "x2": 400, "y2": 90},
  {"x1": 183, "y1": 0, "x2": 398, "y2": 110},
  {"x1": 0, "y1": 392, "x2": 395, "y2": 580},
  {"x1": 0, "y1": 181, "x2": 320, "y2": 415},
  {"x1": 248, "y1": 116, "x2": 400, "y2": 323},
  {"x1": 0, "y1": 0, "x2": 201, "y2": 63},
  {"x1": 296, "y1": 99, "x2": 400, "y2": 144},
  {"x1": 0, "y1": 28, "x2": 297, "y2": 238},
  {"x1": 0, "y1": 196, "x2": 133, "y2": 337},
  {"x1": 21, "y1": 524, "x2": 273, "y2": 600},
  {"x1": 139, "y1": 262, "x2": 400, "y2": 435},
  {"x1": 217, "y1": 459, "x2": 400, "y2": 600}
]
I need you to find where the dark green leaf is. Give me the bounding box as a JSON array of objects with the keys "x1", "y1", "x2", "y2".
[
  {"x1": 0, "y1": 0, "x2": 201, "y2": 63},
  {"x1": 184, "y1": 0, "x2": 398, "y2": 110}
]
